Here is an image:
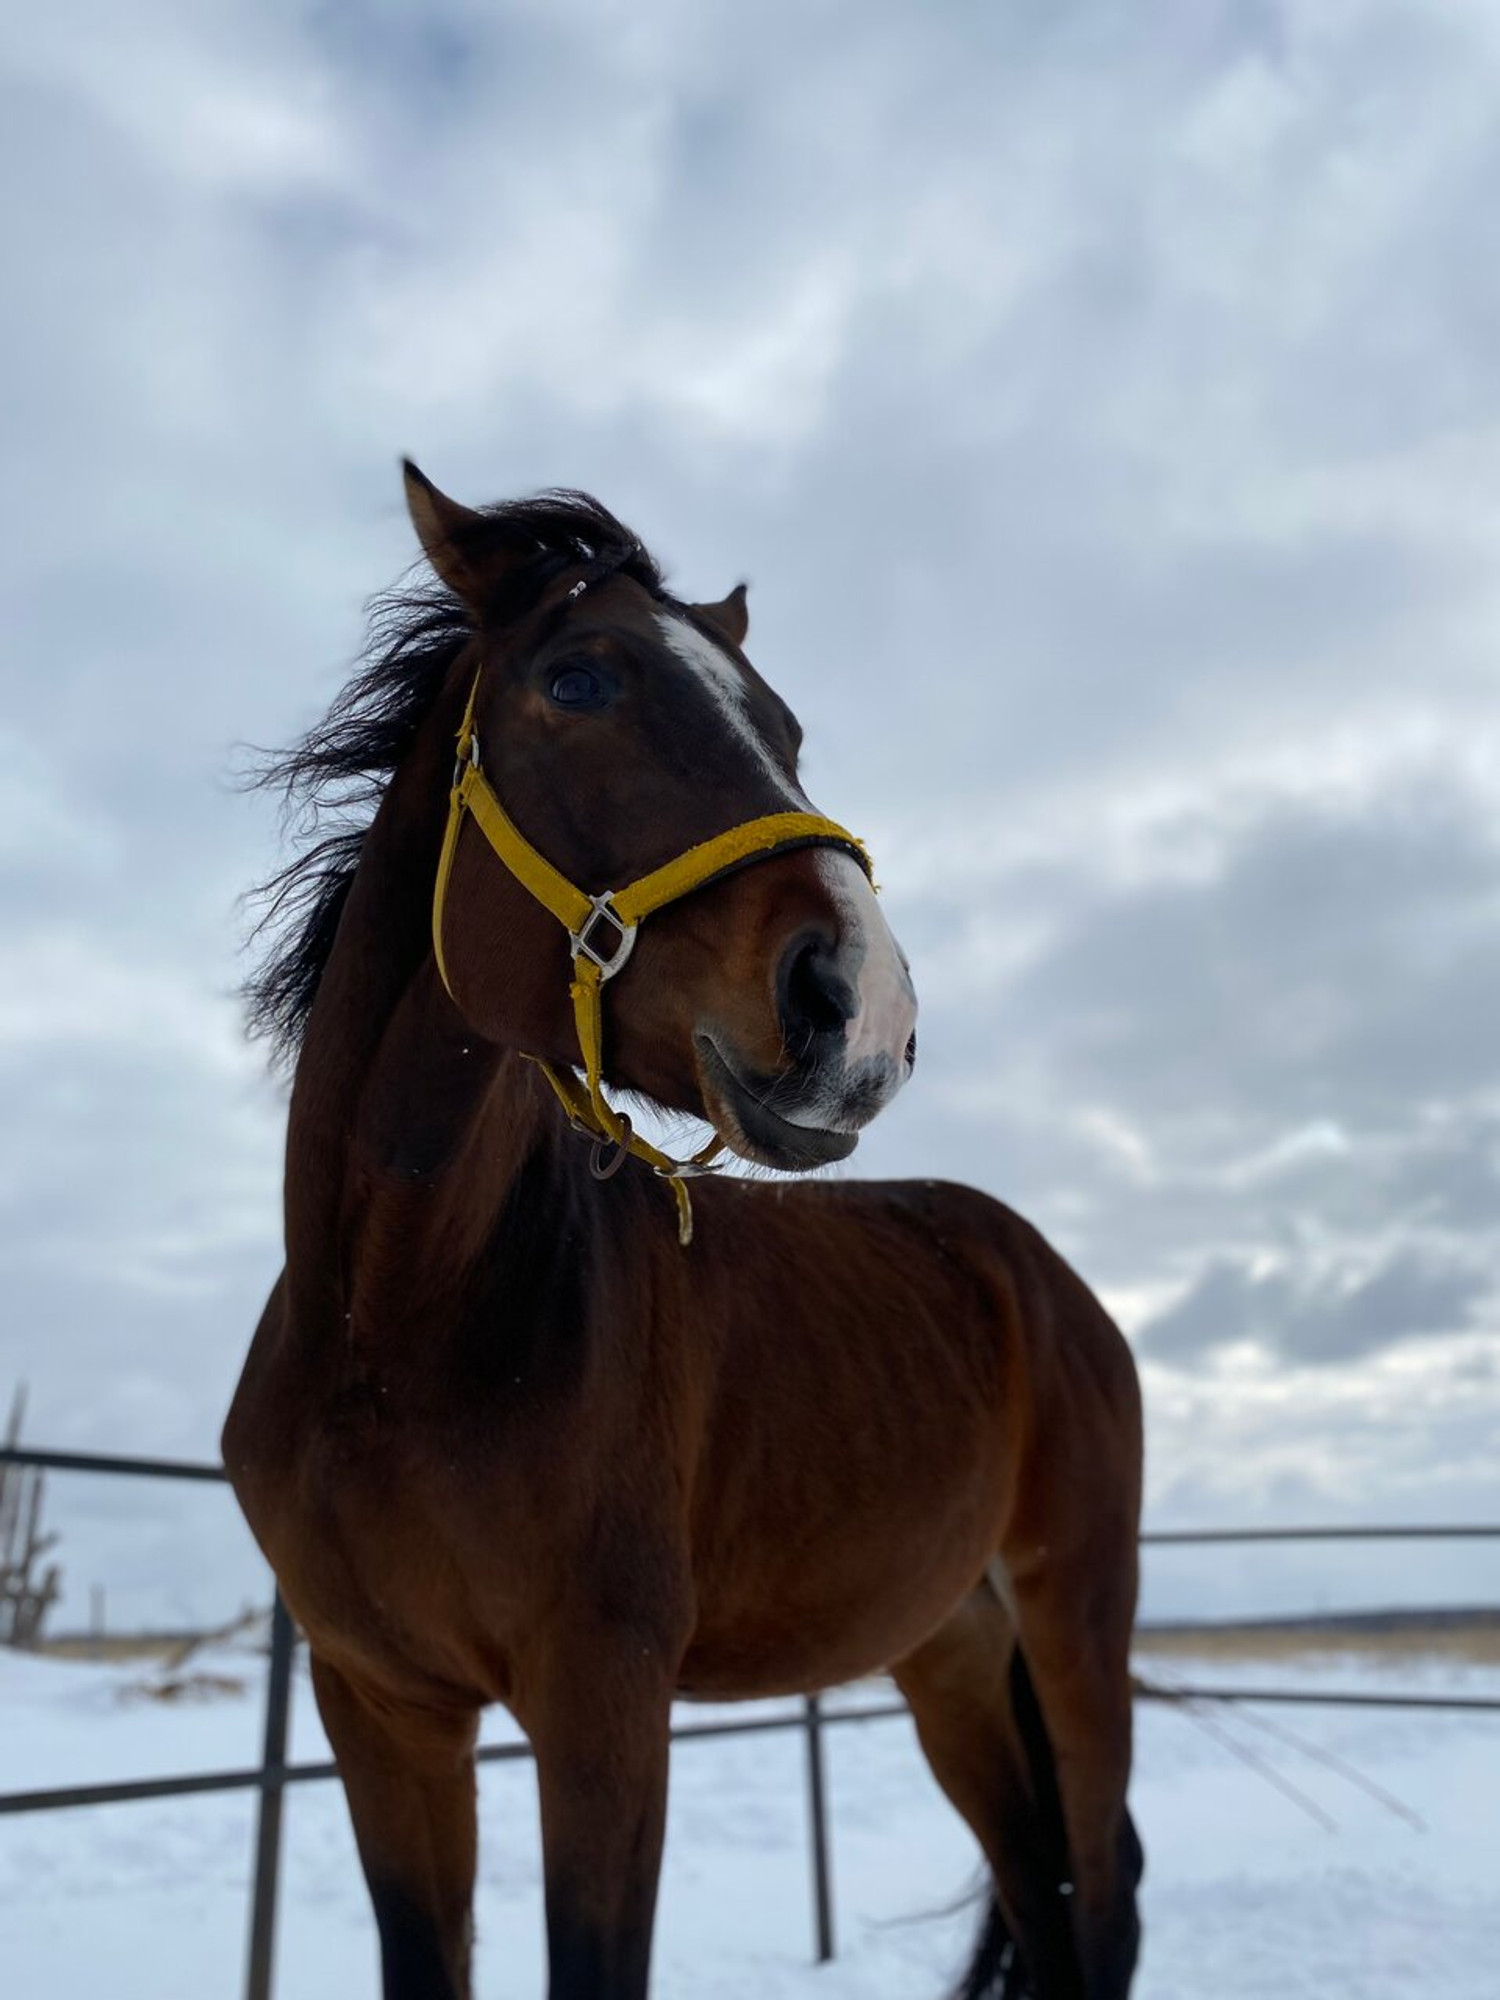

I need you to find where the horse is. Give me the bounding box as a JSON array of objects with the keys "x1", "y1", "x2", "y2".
[{"x1": 223, "y1": 464, "x2": 1144, "y2": 2000}]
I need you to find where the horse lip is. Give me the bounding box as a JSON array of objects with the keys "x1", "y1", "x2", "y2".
[{"x1": 694, "y1": 1036, "x2": 859, "y2": 1171}]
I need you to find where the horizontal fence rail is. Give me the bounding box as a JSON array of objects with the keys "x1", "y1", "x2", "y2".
[
  {"x1": 1137, "y1": 1683, "x2": 1500, "y2": 1714},
  {"x1": 0, "y1": 1695, "x2": 916, "y2": 1818},
  {"x1": 1141, "y1": 1523, "x2": 1500, "y2": 1544},
  {"x1": 12, "y1": 1444, "x2": 1500, "y2": 1533},
  {"x1": 1, "y1": 1444, "x2": 232, "y2": 1483},
  {"x1": 2, "y1": 1443, "x2": 1498, "y2": 2000}
]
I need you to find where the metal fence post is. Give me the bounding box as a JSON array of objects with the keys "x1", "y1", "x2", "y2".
[
  {"x1": 245, "y1": 1589, "x2": 296, "y2": 2000},
  {"x1": 803, "y1": 1692, "x2": 835, "y2": 1962}
]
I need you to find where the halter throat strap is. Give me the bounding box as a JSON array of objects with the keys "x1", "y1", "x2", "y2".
[{"x1": 431, "y1": 667, "x2": 873, "y2": 1244}]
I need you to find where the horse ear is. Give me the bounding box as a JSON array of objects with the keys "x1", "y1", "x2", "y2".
[
  {"x1": 691, "y1": 583, "x2": 749, "y2": 650},
  {"x1": 402, "y1": 460, "x2": 492, "y2": 605}
]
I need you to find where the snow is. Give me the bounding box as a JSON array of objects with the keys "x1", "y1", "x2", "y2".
[{"x1": 2, "y1": 1640, "x2": 1498, "y2": 1998}]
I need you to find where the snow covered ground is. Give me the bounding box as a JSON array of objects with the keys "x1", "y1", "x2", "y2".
[{"x1": 2, "y1": 1638, "x2": 1497, "y2": 1998}]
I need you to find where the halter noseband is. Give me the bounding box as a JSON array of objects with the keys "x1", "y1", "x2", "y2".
[{"x1": 431, "y1": 660, "x2": 873, "y2": 1246}]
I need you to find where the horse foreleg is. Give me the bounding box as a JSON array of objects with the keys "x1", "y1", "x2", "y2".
[
  {"x1": 310, "y1": 1653, "x2": 479, "y2": 2000},
  {"x1": 521, "y1": 1633, "x2": 675, "y2": 2000}
]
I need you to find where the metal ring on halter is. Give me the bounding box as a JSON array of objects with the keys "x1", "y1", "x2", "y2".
[{"x1": 589, "y1": 1116, "x2": 633, "y2": 1180}]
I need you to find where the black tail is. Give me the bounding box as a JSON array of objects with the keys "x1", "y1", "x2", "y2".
[
  {"x1": 954, "y1": 1899, "x2": 1024, "y2": 2000},
  {"x1": 951, "y1": 1648, "x2": 1082, "y2": 2000},
  {"x1": 954, "y1": 1898, "x2": 1027, "y2": 1999}
]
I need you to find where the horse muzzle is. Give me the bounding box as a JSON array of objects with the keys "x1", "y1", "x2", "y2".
[
  {"x1": 696, "y1": 850, "x2": 918, "y2": 1170},
  {"x1": 693, "y1": 1031, "x2": 911, "y2": 1172}
]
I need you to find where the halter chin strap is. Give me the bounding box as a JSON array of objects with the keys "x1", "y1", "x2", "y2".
[{"x1": 432, "y1": 667, "x2": 874, "y2": 1245}]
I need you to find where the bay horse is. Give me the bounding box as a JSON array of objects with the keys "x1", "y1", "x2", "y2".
[{"x1": 224, "y1": 465, "x2": 1144, "y2": 2000}]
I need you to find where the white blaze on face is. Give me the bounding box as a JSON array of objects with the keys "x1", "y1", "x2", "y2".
[
  {"x1": 655, "y1": 611, "x2": 806, "y2": 806},
  {"x1": 657, "y1": 606, "x2": 916, "y2": 1122}
]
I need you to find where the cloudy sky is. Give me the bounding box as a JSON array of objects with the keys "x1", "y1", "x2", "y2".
[{"x1": 2, "y1": 0, "x2": 1497, "y2": 1625}]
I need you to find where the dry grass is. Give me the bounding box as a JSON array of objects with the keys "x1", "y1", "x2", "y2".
[
  {"x1": 1134, "y1": 1615, "x2": 1500, "y2": 1670},
  {"x1": 119, "y1": 1671, "x2": 249, "y2": 1703},
  {"x1": 33, "y1": 1607, "x2": 264, "y2": 1667},
  {"x1": 37, "y1": 1634, "x2": 208, "y2": 1663}
]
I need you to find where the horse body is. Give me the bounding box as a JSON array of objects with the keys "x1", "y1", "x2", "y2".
[
  {"x1": 237, "y1": 1176, "x2": 1061, "y2": 1702},
  {"x1": 226, "y1": 470, "x2": 1143, "y2": 1999}
]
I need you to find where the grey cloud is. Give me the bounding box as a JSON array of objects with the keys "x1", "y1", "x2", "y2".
[
  {"x1": 1005, "y1": 784, "x2": 1500, "y2": 1122},
  {"x1": 845, "y1": 770, "x2": 1500, "y2": 1400},
  {"x1": 1141, "y1": 1247, "x2": 1489, "y2": 1366}
]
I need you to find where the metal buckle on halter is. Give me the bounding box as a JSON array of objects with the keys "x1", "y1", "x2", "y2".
[
  {"x1": 570, "y1": 893, "x2": 638, "y2": 980},
  {"x1": 653, "y1": 1159, "x2": 719, "y2": 1182}
]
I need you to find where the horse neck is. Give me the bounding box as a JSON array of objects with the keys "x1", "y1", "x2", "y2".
[{"x1": 282, "y1": 717, "x2": 581, "y2": 1340}]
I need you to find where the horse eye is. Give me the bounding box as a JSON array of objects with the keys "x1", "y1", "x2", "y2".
[{"x1": 548, "y1": 665, "x2": 607, "y2": 710}]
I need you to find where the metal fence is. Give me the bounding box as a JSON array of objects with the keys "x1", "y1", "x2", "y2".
[{"x1": 2, "y1": 1442, "x2": 1497, "y2": 2000}]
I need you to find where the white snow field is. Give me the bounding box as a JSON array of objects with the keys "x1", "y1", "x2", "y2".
[{"x1": 2, "y1": 1639, "x2": 1497, "y2": 1999}]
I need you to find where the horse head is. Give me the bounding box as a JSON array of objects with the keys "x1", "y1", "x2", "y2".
[{"x1": 405, "y1": 462, "x2": 917, "y2": 1177}]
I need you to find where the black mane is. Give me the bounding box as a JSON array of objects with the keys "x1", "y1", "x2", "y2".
[{"x1": 242, "y1": 488, "x2": 667, "y2": 1067}]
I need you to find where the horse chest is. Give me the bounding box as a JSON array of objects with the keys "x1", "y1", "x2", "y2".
[{"x1": 271, "y1": 1372, "x2": 669, "y2": 1689}]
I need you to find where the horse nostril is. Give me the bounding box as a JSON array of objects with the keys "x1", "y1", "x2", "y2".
[
  {"x1": 905, "y1": 1030, "x2": 918, "y2": 1071},
  {"x1": 781, "y1": 934, "x2": 858, "y2": 1043}
]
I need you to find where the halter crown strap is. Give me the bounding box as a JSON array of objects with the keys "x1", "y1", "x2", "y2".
[{"x1": 432, "y1": 668, "x2": 874, "y2": 1245}]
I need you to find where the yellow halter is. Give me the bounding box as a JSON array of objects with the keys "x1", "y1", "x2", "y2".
[{"x1": 431, "y1": 666, "x2": 873, "y2": 1245}]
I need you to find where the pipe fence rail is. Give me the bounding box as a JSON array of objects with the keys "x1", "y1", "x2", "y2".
[{"x1": 3, "y1": 1443, "x2": 1497, "y2": 2000}]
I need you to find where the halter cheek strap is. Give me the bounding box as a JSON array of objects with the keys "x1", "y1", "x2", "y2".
[{"x1": 432, "y1": 667, "x2": 874, "y2": 1246}]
